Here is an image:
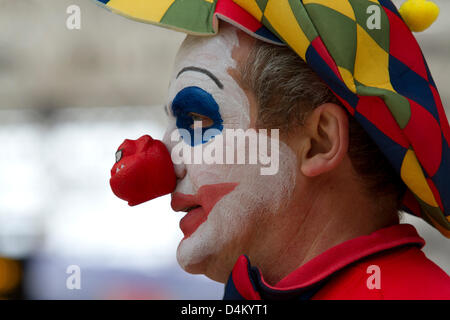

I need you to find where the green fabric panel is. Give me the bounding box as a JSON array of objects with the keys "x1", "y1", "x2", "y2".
[
  {"x1": 355, "y1": 82, "x2": 412, "y2": 129},
  {"x1": 287, "y1": 0, "x2": 318, "y2": 42},
  {"x1": 161, "y1": 0, "x2": 216, "y2": 34},
  {"x1": 261, "y1": 15, "x2": 285, "y2": 44},
  {"x1": 417, "y1": 202, "x2": 434, "y2": 226},
  {"x1": 417, "y1": 197, "x2": 450, "y2": 230},
  {"x1": 255, "y1": 0, "x2": 269, "y2": 12},
  {"x1": 348, "y1": 0, "x2": 390, "y2": 53},
  {"x1": 383, "y1": 90, "x2": 412, "y2": 129},
  {"x1": 304, "y1": 3, "x2": 357, "y2": 72}
]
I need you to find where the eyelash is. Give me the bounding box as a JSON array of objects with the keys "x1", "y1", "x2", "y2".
[{"x1": 188, "y1": 112, "x2": 214, "y2": 128}]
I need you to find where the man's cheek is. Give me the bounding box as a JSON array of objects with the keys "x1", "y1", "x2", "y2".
[{"x1": 187, "y1": 164, "x2": 232, "y2": 187}]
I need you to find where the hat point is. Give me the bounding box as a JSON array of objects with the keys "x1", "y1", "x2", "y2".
[{"x1": 399, "y1": 0, "x2": 440, "y2": 32}]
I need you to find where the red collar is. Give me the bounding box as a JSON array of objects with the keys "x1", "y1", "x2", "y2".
[{"x1": 223, "y1": 224, "x2": 425, "y2": 300}]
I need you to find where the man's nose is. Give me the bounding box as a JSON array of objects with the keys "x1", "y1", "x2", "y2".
[
  {"x1": 162, "y1": 126, "x2": 187, "y2": 181},
  {"x1": 109, "y1": 134, "x2": 176, "y2": 206}
]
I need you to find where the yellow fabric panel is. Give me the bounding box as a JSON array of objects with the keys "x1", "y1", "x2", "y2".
[
  {"x1": 401, "y1": 150, "x2": 439, "y2": 207},
  {"x1": 234, "y1": 0, "x2": 263, "y2": 21},
  {"x1": 303, "y1": 0, "x2": 355, "y2": 20},
  {"x1": 354, "y1": 25, "x2": 394, "y2": 91},
  {"x1": 263, "y1": 0, "x2": 310, "y2": 60},
  {"x1": 338, "y1": 66, "x2": 356, "y2": 93},
  {"x1": 106, "y1": 0, "x2": 175, "y2": 23}
]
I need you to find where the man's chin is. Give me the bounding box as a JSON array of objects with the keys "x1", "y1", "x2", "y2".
[
  {"x1": 176, "y1": 243, "x2": 229, "y2": 283},
  {"x1": 176, "y1": 240, "x2": 207, "y2": 274},
  {"x1": 178, "y1": 259, "x2": 205, "y2": 275}
]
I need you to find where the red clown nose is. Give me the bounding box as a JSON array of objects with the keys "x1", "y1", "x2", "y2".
[{"x1": 110, "y1": 135, "x2": 176, "y2": 206}]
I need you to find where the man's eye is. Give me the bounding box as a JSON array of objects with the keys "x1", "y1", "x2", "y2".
[
  {"x1": 188, "y1": 112, "x2": 214, "y2": 129},
  {"x1": 171, "y1": 86, "x2": 223, "y2": 146}
]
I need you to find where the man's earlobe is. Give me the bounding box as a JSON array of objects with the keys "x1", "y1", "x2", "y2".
[{"x1": 300, "y1": 103, "x2": 349, "y2": 177}]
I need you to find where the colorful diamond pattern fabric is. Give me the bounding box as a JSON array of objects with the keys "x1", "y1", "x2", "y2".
[
  {"x1": 232, "y1": 0, "x2": 450, "y2": 237},
  {"x1": 93, "y1": 0, "x2": 450, "y2": 238},
  {"x1": 93, "y1": 0, "x2": 282, "y2": 43}
]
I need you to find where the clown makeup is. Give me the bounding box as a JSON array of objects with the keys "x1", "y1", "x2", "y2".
[{"x1": 162, "y1": 25, "x2": 298, "y2": 275}]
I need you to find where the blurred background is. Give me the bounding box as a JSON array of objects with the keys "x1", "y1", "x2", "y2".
[{"x1": 0, "y1": 0, "x2": 448, "y2": 299}]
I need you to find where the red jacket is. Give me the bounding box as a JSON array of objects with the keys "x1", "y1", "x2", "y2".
[{"x1": 224, "y1": 224, "x2": 450, "y2": 300}]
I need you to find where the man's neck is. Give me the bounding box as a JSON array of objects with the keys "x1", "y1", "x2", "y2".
[{"x1": 251, "y1": 161, "x2": 399, "y2": 286}]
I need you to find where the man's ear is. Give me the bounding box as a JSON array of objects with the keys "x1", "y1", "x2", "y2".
[{"x1": 300, "y1": 103, "x2": 349, "y2": 177}]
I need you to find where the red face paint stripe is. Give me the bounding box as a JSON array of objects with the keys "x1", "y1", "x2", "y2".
[{"x1": 172, "y1": 183, "x2": 238, "y2": 239}]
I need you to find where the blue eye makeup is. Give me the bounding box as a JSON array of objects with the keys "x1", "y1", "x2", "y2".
[{"x1": 171, "y1": 86, "x2": 223, "y2": 146}]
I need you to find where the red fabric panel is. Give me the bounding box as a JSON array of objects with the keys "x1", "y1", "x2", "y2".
[
  {"x1": 356, "y1": 96, "x2": 410, "y2": 148},
  {"x1": 385, "y1": 6, "x2": 428, "y2": 81},
  {"x1": 403, "y1": 98, "x2": 442, "y2": 177},
  {"x1": 215, "y1": 0, "x2": 262, "y2": 32},
  {"x1": 312, "y1": 246, "x2": 450, "y2": 300},
  {"x1": 430, "y1": 84, "x2": 450, "y2": 148},
  {"x1": 232, "y1": 256, "x2": 261, "y2": 300}
]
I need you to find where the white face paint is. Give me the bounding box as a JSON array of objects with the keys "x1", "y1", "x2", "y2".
[{"x1": 162, "y1": 26, "x2": 298, "y2": 272}]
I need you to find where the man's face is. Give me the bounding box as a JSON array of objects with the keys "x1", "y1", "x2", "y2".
[{"x1": 163, "y1": 25, "x2": 298, "y2": 282}]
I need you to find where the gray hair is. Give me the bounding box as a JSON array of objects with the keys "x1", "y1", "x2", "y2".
[{"x1": 239, "y1": 41, "x2": 406, "y2": 208}]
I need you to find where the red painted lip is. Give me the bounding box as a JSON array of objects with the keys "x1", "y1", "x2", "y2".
[{"x1": 171, "y1": 183, "x2": 238, "y2": 239}]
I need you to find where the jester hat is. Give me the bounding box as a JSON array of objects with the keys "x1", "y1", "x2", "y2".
[{"x1": 94, "y1": 0, "x2": 450, "y2": 238}]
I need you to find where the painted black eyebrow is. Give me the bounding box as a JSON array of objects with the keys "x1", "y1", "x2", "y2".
[{"x1": 176, "y1": 66, "x2": 224, "y2": 90}]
